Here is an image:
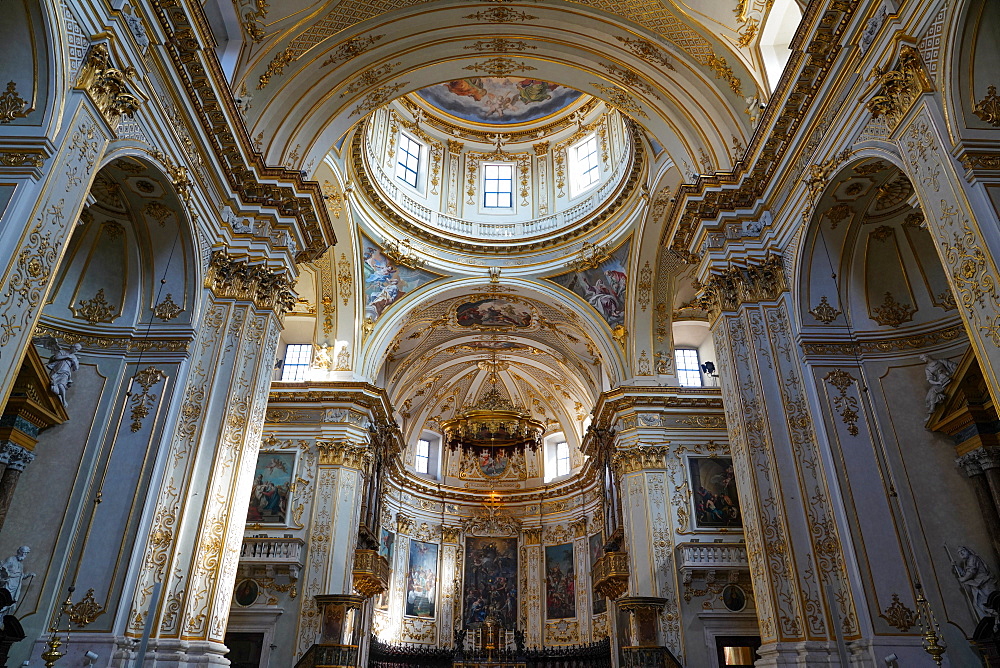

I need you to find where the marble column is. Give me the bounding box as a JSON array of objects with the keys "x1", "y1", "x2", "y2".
[
  {"x1": 958, "y1": 451, "x2": 1000, "y2": 561},
  {"x1": 703, "y1": 262, "x2": 860, "y2": 667},
  {"x1": 0, "y1": 444, "x2": 34, "y2": 531},
  {"x1": 124, "y1": 252, "x2": 293, "y2": 666}
]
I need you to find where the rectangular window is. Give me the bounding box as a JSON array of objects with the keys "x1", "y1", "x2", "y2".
[
  {"x1": 281, "y1": 344, "x2": 313, "y2": 381},
  {"x1": 675, "y1": 349, "x2": 703, "y2": 387},
  {"x1": 483, "y1": 163, "x2": 514, "y2": 208},
  {"x1": 396, "y1": 133, "x2": 420, "y2": 188},
  {"x1": 556, "y1": 441, "x2": 571, "y2": 477},
  {"x1": 415, "y1": 439, "x2": 430, "y2": 474},
  {"x1": 575, "y1": 135, "x2": 600, "y2": 190}
]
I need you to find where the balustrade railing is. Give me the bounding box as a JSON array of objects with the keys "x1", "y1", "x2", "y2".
[{"x1": 240, "y1": 536, "x2": 305, "y2": 565}]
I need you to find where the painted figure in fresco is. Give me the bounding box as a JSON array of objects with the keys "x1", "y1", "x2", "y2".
[{"x1": 517, "y1": 79, "x2": 555, "y2": 104}]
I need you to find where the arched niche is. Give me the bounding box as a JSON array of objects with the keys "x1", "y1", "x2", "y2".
[
  {"x1": 0, "y1": 155, "x2": 200, "y2": 651},
  {"x1": 0, "y1": 0, "x2": 55, "y2": 129},
  {"x1": 945, "y1": 0, "x2": 1000, "y2": 139}
]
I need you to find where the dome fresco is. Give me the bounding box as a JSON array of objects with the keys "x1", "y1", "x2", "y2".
[{"x1": 414, "y1": 78, "x2": 582, "y2": 125}]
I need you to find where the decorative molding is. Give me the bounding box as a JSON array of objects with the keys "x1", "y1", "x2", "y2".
[
  {"x1": 637, "y1": 261, "x2": 652, "y2": 311},
  {"x1": 801, "y1": 322, "x2": 966, "y2": 356},
  {"x1": 465, "y1": 38, "x2": 536, "y2": 53},
  {"x1": 340, "y1": 62, "x2": 401, "y2": 96},
  {"x1": 205, "y1": 251, "x2": 296, "y2": 314},
  {"x1": 319, "y1": 34, "x2": 385, "y2": 70},
  {"x1": 973, "y1": 85, "x2": 1000, "y2": 126},
  {"x1": 0, "y1": 150, "x2": 43, "y2": 168},
  {"x1": 316, "y1": 440, "x2": 371, "y2": 469},
  {"x1": 612, "y1": 445, "x2": 668, "y2": 477},
  {"x1": 129, "y1": 366, "x2": 165, "y2": 433},
  {"x1": 600, "y1": 63, "x2": 661, "y2": 99},
  {"x1": 808, "y1": 296, "x2": 841, "y2": 324},
  {"x1": 825, "y1": 369, "x2": 859, "y2": 437},
  {"x1": 337, "y1": 253, "x2": 353, "y2": 305},
  {"x1": 350, "y1": 83, "x2": 409, "y2": 117}
]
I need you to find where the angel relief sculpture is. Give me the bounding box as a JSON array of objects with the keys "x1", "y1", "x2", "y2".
[{"x1": 35, "y1": 337, "x2": 82, "y2": 408}]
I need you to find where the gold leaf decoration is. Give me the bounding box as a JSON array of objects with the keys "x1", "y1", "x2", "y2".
[
  {"x1": 879, "y1": 593, "x2": 917, "y2": 632},
  {"x1": 74, "y1": 288, "x2": 119, "y2": 324},
  {"x1": 973, "y1": 85, "x2": 1000, "y2": 127},
  {"x1": 871, "y1": 291, "x2": 916, "y2": 328},
  {"x1": 67, "y1": 589, "x2": 106, "y2": 628},
  {"x1": 464, "y1": 7, "x2": 537, "y2": 22},
  {"x1": 809, "y1": 296, "x2": 841, "y2": 324},
  {"x1": 153, "y1": 293, "x2": 183, "y2": 321},
  {"x1": 825, "y1": 369, "x2": 860, "y2": 436},
  {"x1": 463, "y1": 58, "x2": 536, "y2": 77},
  {"x1": 0, "y1": 81, "x2": 28, "y2": 123},
  {"x1": 129, "y1": 366, "x2": 165, "y2": 432},
  {"x1": 591, "y1": 83, "x2": 648, "y2": 118}
]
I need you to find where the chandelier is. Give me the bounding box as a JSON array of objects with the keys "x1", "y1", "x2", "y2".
[{"x1": 441, "y1": 352, "x2": 543, "y2": 453}]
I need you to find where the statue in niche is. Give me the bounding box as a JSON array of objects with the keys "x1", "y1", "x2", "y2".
[
  {"x1": 38, "y1": 338, "x2": 82, "y2": 408},
  {"x1": 952, "y1": 545, "x2": 999, "y2": 622},
  {"x1": 0, "y1": 546, "x2": 35, "y2": 616},
  {"x1": 921, "y1": 354, "x2": 958, "y2": 419}
]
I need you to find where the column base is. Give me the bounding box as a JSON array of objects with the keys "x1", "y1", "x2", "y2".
[
  {"x1": 755, "y1": 640, "x2": 857, "y2": 668},
  {"x1": 34, "y1": 636, "x2": 236, "y2": 667}
]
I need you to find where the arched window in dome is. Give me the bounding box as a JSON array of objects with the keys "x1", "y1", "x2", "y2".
[
  {"x1": 482, "y1": 162, "x2": 515, "y2": 210},
  {"x1": 570, "y1": 134, "x2": 601, "y2": 197}
]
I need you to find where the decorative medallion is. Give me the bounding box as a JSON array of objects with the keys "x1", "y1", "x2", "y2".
[
  {"x1": 591, "y1": 83, "x2": 648, "y2": 118},
  {"x1": 464, "y1": 7, "x2": 537, "y2": 23},
  {"x1": 462, "y1": 58, "x2": 537, "y2": 78},
  {"x1": 614, "y1": 36, "x2": 674, "y2": 69},
  {"x1": 465, "y1": 38, "x2": 536, "y2": 53}
]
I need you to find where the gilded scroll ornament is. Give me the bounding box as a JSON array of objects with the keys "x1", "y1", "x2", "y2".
[
  {"x1": 637, "y1": 261, "x2": 651, "y2": 310},
  {"x1": 153, "y1": 294, "x2": 183, "y2": 321},
  {"x1": 591, "y1": 83, "x2": 648, "y2": 119},
  {"x1": 865, "y1": 45, "x2": 933, "y2": 131},
  {"x1": 614, "y1": 36, "x2": 674, "y2": 69},
  {"x1": 825, "y1": 369, "x2": 859, "y2": 436},
  {"x1": 0, "y1": 81, "x2": 28, "y2": 123},
  {"x1": 337, "y1": 253, "x2": 353, "y2": 305},
  {"x1": 871, "y1": 291, "x2": 916, "y2": 328},
  {"x1": 340, "y1": 62, "x2": 401, "y2": 96},
  {"x1": 600, "y1": 63, "x2": 660, "y2": 99},
  {"x1": 707, "y1": 54, "x2": 742, "y2": 95},
  {"x1": 0, "y1": 151, "x2": 43, "y2": 168},
  {"x1": 465, "y1": 38, "x2": 536, "y2": 53},
  {"x1": 463, "y1": 58, "x2": 536, "y2": 77},
  {"x1": 129, "y1": 366, "x2": 165, "y2": 432},
  {"x1": 205, "y1": 251, "x2": 296, "y2": 314},
  {"x1": 464, "y1": 7, "x2": 537, "y2": 22},
  {"x1": 67, "y1": 588, "x2": 106, "y2": 627},
  {"x1": 349, "y1": 83, "x2": 408, "y2": 117},
  {"x1": 808, "y1": 296, "x2": 841, "y2": 324},
  {"x1": 75, "y1": 44, "x2": 141, "y2": 125},
  {"x1": 73, "y1": 289, "x2": 119, "y2": 324},
  {"x1": 320, "y1": 34, "x2": 385, "y2": 69},
  {"x1": 879, "y1": 593, "x2": 917, "y2": 632},
  {"x1": 973, "y1": 85, "x2": 1000, "y2": 127}
]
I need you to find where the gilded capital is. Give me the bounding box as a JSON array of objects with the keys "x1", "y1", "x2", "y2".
[
  {"x1": 864, "y1": 45, "x2": 933, "y2": 132},
  {"x1": 316, "y1": 440, "x2": 372, "y2": 469},
  {"x1": 696, "y1": 254, "x2": 787, "y2": 320},
  {"x1": 522, "y1": 527, "x2": 542, "y2": 545},
  {"x1": 396, "y1": 512, "x2": 415, "y2": 535},
  {"x1": 75, "y1": 44, "x2": 142, "y2": 125},
  {"x1": 570, "y1": 517, "x2": 588, "y2": 538},
  {"x1": 441, "y1": 525, "x2": 463, "y2": 543},
  {"x1": 205, "y1": 251, "x2": 296, "y2": 315},
  {"x1": 612, "y1": 445, "x2": 669, "y2": 477}
]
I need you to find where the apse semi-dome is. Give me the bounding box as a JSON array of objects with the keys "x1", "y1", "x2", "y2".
[{"x1": 351, "y1": 88, "x2": 643, "y2": 251}]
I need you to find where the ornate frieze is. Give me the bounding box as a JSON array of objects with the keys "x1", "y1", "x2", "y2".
[{"x1": 205, "y1": 251, "x2": 296, "y2": 315}]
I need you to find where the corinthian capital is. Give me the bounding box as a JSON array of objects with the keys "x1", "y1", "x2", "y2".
[
  {"x1": 696, "y1": 254, "x2": 787, "y2": 319},
  {"x1": 205, "y1": 251, "x2": 296, "y2": 314}
]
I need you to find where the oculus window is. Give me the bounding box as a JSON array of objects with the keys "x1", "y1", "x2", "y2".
[
  {"x1": 415, "y1": 438, "x2": 430, "y2": 474},
  {"x1": 675, "y1": 348, "x2": 702, "y2": 387},
  {"x1": 571, "y1": 134, "x2": 600, "y2": 196},
  {"x1": 396, "y1": 133, "x2": 421, "y2": 188},
  {"x1": 483, "y1": 163, "x2": 514, "y2": 209},
  {"x1": 281, "y1": 344, "x2": 312, "y2": 381}
]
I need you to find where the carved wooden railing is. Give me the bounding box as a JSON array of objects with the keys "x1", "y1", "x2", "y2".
[
  {"x1": 621, "y1": 646, "x2": 683, "y2": 668},
  {"x1": 352, "y1": 548, "x2": 390, "y2": 599},
  {"x1": 591, "y1": 551, "x2": 630, "y2": 600},
  {"x1": 293, "y1": 643, "x2": 358, "y2": 668}
]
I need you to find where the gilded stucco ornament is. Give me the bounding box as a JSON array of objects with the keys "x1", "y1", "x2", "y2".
[
  {"x1": 129, "y1": 366, "x2": 165, "y2": 433},
  {"x1": 879, "y1": 593, "x2": 917, "y2": 632},
  {"x1": 864, "y1": 45, "x2": 933, "y2": 131},
  {"x1": 808, "y1": 296, "x2": 841, "y2": 324},
  {"x1": 696, "y1": 255, "x2": 787, "y2": 321},
  {"x1": 824, "y1": 369, "x2": 859, "y2": 437},
  {"x1": 612, "y1": 445, "x2": 669, "y2": 477},
  {"x1": 73, "y1": 288, "x2": 119, "y2": 324},
  {"x1": 973, "y1": 85, "x2": 1000, "y2": 127},
  {"x1": 0, "y1": 151, "x2": 43, "y2": 168},
  {"x1": 66, "y1": 588, "x2": 106, "y2": 628},
  {"x1": 0, "y1": 81, "x2": 28, "y2": 123},
  {"x1": 75, "y1": 44, "x2": 141, "y2": 125},
  {"x1": 590, "y1": 83, "x2": 647, "y2": 119},
  {"x1": 153, "y1": 293, "x2": 183, "y2": 321},
  {"x1": 871, "y1": 291, "x2": 916, "y2": 328},
  {"x1": 205, "y1": 251, "x2": 296, "y2": 315}
]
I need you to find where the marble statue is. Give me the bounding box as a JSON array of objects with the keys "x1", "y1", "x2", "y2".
[
  {"x1": 953, "y1": 546, "x2": 999, "y2": 621},
  {"x1": 921, "y1": 354, "x2": 958, "y2": 419},
  {"x1": 41, "y1": 340, "x2": 82, "y2": 408},
  {"x1": 0, "y1": 546, "x2": 34, "y2": 616}
]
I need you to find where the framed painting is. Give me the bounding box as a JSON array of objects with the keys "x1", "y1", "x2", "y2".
[
  {"x1": 545, "y1": 544, "x2": 576, "y2": 619},
  {"x1": 463, "y1": 536, "x2": 518, "y2": 628},
  {"x1": 687, "y1": 456, "x2": 742, "y2": 530},
  {"x1": 233, "y1": 579, "x2": 259, "y2": 607},
  {"x1": 376, "y1": 529, "x2": 395, "y2": 611},
  {"x1": 246, "y1": 451, "x2": 295, "y2": 525},
  {"x1": 455, "y1": 298, "x2": 533, "y2": 330},
  {"x1": 405, "y1": 540, "x2": 438, "y2": 618},
  {"x1": 415, "y1": 78, "x2": 581, "y2": 126},
  {"x1": 588, "y1": 533, "x2": 606, "y2": 614}
]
